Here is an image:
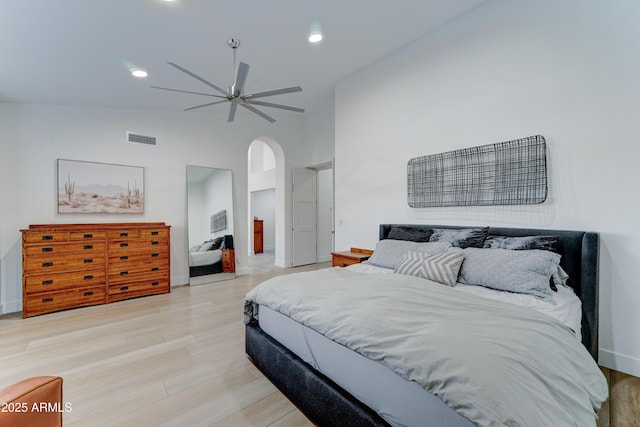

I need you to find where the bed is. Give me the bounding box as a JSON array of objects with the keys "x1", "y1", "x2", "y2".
[
  {"x1": 244, "y1": 224, "x2": 607, "y2": 426},
  {"x1": 188, "y1": 235, "x2": 232, "y2": 277}
]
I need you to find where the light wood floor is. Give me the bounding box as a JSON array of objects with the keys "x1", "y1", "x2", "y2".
[{"x1": 0, "y1": 263, "x2": 329, "y2": 426}]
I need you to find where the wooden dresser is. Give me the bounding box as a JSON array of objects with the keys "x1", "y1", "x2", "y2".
[
  {"x1": 253, "y1": 219, "x2": 264, "y2": 254},
  {"x1": 21, "y1": 222, "x2": 170, "y2": 318}
]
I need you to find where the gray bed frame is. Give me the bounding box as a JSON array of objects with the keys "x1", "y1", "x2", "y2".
[{"x1": 245, "y1": 224, "x2": 600, "y2": 426}]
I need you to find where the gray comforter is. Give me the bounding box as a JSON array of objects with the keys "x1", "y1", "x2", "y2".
[{"x1": 244, "y1": 267, "x2": 608, "y2": 427}]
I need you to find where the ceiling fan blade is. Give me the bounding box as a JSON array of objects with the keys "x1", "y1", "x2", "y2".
[
  {"x1": 244, "y1": 86, "x2": 302, "y2": 99},
  {"x1": 233, "y1": 62, "x2": 250, "y2": 97},
  {"x1": 150, "y1": 86, "x2": 227, "y2": 99},
  {"x1": 183, "y1": 99, "x2": 228, "y2": 111},
  {"x1": 167, "y1": 62, "x2": 228, "y2": 96},
  {"x1": 228, "y1": 103, "x2": 238, "y2": 122},
  {"x1": 245, "y1": 99, "x2": 305, "y2": 113},
  {"x1": 240, "y1": 103, "x2": 276, "y2": 123}
]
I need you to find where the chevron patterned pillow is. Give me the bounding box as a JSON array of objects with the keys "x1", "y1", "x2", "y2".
[{"x1": 394, "y1": 250, "x2": 465, "y2": 286}]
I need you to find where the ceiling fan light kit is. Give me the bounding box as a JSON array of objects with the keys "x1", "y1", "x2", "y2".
[{"x1": 152, "y1": 38, "x2": 304, "y2": 123}]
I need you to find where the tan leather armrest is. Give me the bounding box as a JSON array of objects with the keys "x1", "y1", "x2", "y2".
[{"x1": 0, "y1": 376, "x2": 63, "y2": 427}]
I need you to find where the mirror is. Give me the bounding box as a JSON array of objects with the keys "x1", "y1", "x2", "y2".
[{"x1": 187, "y1": 165, "x2": 235, "y2": 285}]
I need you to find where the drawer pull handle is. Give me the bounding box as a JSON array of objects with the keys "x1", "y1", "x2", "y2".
[
  {"x1": 152, "y1": 281, "x2": 159, "y2": 286},
  {"x1": 42, "y1": 262, "x2": 53, "y2": 267},
  {"x1": 151, "y1": 267, "x2": 159, "y2": 272},
  {"x1": 151, "y1": 253, "x2": 159, "y2": 257},
  {"x1": 42, "y1": 280, "x2": 53, "y2": 285},
  {"x1": 84, "y1": 291, "x2": 94, "y2": 297},
  {"x1": 84, "y1": 233, "x2": 93, "y2": 238},
  {"x1": 120, "y1": 256, "x2": 129, "y2": 260},
  {"x1": 151, "y1": 231, "x2": 159, "y2": 236},
  {"x1": 84, "y1": 245, "x2": 93, "y2": 250},
  {"x1": 84, "y1": 258, "x2": 93, "y2": 264},
  {"x1": 120, "y1": 271, "x2": 128, "y2": 275},
  {"x1": 120, "y1": 286, "x2": 129, "y2": 291},
  {"x1": 42, "y1": 297, "x2": 53, "y2": 303},
  {"x1": 120, "y1": 243, "x2": 128, "y2": 247},
  {"x1": 151, "y1": 241, "x2": 159, "y2": 246},
  {"x1": 42, "y1": 247, "x2": 53, "y2": 253},
  {"x1": 41, "y1": 235, "x2": 53, "y2": 241},
  {"x1": 84, "y1": 275, "x2": 93, "y2": 280},
  {"x1": 120, "y1": 232, "x2": 128, "y2": 237}
]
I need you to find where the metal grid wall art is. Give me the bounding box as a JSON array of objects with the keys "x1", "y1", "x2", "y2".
[
  {"x1": 210, "y1": 210, "x2": 227, "y2": 233},
  {"x1": 407, "y1": 135, "x2": 547, "y2": 208}
]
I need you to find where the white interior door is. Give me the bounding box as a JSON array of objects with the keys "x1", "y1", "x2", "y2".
[{"x1": 292, "y1": 168, "x2": 317, "y2": 266}]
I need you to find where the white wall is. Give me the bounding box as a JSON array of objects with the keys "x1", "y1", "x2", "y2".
[
  {"x1": 303, "y1": 103, "x2": 335, "y2": 167},
  {"x1": 335, "y1": 0, "x2": 640, "y2": 376},
  {"x1": 0, "y1": 103, "x2": 304, "y2": 313}
]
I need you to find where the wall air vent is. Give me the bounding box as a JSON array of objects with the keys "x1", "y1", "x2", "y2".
[{"x1": 127, "y1": 132, "x2": 157, "y2": 146}]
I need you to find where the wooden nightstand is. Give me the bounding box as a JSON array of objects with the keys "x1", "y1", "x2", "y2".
[
  {"x1": 331, "y1": 247, "x2": 374, "y2": 267},
  {"x1": 222, "y1": 249, "x2": 235, "y2": 273}
]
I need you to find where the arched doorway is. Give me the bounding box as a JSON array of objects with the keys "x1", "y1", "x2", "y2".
[{"x1": 247, "y1": 137, "x2": 285, "y2": 272}]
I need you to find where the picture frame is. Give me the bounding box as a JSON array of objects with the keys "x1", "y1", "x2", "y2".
[{"x1": 57, "y1": 159, "x2": 144, "y2": 214}]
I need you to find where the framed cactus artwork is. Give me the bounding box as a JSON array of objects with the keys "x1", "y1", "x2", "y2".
[{"x1": 57, "y1": 159, "x2": 144, "y2": 214}]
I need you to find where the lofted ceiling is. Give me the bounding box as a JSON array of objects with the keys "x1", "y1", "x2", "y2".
[{"x1": 0, "y1": 0, "x2": 485, "y2": 120}]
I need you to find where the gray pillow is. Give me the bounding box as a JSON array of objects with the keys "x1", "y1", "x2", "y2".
[
  {"x1": 458, "y1": 248, "x2": 561, "y2": 302},
  {"x1": 365, "y1": 240, "x2": 451, "y2": 270},
  {"x1": 387, "y1": 226, "x2": 432, "y2": 242},
  {"x1": 395, "y1": 250, "x2": 465, "y2": 287},
  {"x1": 483, "y1": 235, "x2": 561, "y2": 254},
  {"x1": 198, "y1": 240, "x2": 215, "y2": 251},
  {"x1": 429, "y1": 227, "x2": 488, "y2": 248}
]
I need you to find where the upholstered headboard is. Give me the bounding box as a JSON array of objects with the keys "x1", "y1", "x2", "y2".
[{"x1": 379, "y1": 224, "x2": 600, "y2": 361}]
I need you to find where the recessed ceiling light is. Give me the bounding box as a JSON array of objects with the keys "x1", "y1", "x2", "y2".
[
  {"x1": 308, "y1": 32, "x2": 323, "y2": 43},
  {"x1": 131, "y1": 69, "x2": 148, "y2": 78}
]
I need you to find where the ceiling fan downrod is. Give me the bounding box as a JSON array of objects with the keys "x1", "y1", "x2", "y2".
[{"x1": 227, "y1": 38, "x2": 240, "y2": 95}]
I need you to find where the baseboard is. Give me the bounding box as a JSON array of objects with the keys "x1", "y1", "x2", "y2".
[{"x1": 600, "y1": 349, "x2": 640, "y2": 378}]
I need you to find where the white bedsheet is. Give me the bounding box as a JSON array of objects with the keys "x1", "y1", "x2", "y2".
[
  {"x1": 188, "y1": 248, "x2": 222, "y2": 267},
  {"x1": 348, "y1": 263, "x2": 583, "y2": 340}
]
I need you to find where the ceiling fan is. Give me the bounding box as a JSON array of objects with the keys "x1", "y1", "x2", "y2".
[{"x1": 151, "y1": 39, "x2": 304, "y2": 123}]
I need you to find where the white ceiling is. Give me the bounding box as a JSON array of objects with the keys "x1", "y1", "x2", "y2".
[{"x1": 0, "y1": 0, "x2": 485, "y2": 120}]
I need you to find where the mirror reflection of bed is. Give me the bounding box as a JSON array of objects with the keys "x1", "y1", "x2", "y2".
[{"x1": 186, "y1": 165, "x2": 236, "y2": 285}]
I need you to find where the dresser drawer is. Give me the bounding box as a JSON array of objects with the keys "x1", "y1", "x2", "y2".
[
  {"x1": 24, "y1": 286, "x2": 106, "y2": 317},
  {"x1": 69, "y1": 230, "x2": 106, "y2": 241},
  {"x1": 108, "y1": 279, "x2": 168, "y2": 297},
  {"x1": 139, "y1": 228, "x2": 169, "y2": 239},
  {"x1": 24, "y1": 231, "x2": 68, "y2": 244},
  {"x1": 107, "y1": 229, "x2": 141, "y2": 240},
  {"x1": 108, "y1": 263, "x2": 167, "y2": 284},
  {"x1": 24, "y1": 242, "x2": 106, "y2": 257},
  {"x1": 108, "y1": 249, "x2": 168, "y2": 266},
  {"x1": 24, "y1": 254, "x2": 105, "y2": 274},
  {"x1": 24, "y1": 269, "x2": 105, "y2": 293},
  {"x1": 108, "y1": 239, "x2": 166, "y2": 254}
]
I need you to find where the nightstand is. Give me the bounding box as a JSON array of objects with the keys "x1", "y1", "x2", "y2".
[
  {"x1": 331, "y1": 247, "x2": 374, "y2": 267},
  {"x1": 222, "y1": 248, "x2": 235, "y2": 273}
]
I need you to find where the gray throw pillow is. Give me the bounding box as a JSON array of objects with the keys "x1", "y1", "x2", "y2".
[
  {"x1": 458, "y1": 248, "x2": 561, "y2": 302},
  {"x1": 395, "y1": 250, "x2": 465, "y2": 287},
  {"x1": 429, "y1": 227, "x2": 488, "y2": 248},
  {"x1": 366, "y1": 240, "x2": 451, "y2": 270},
  {"x1": 483, "y1": 235, "x2": 561, "y2": 253},
  {"x1": 387, "y1": 226, "x2": 432, "y2": 242}
]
